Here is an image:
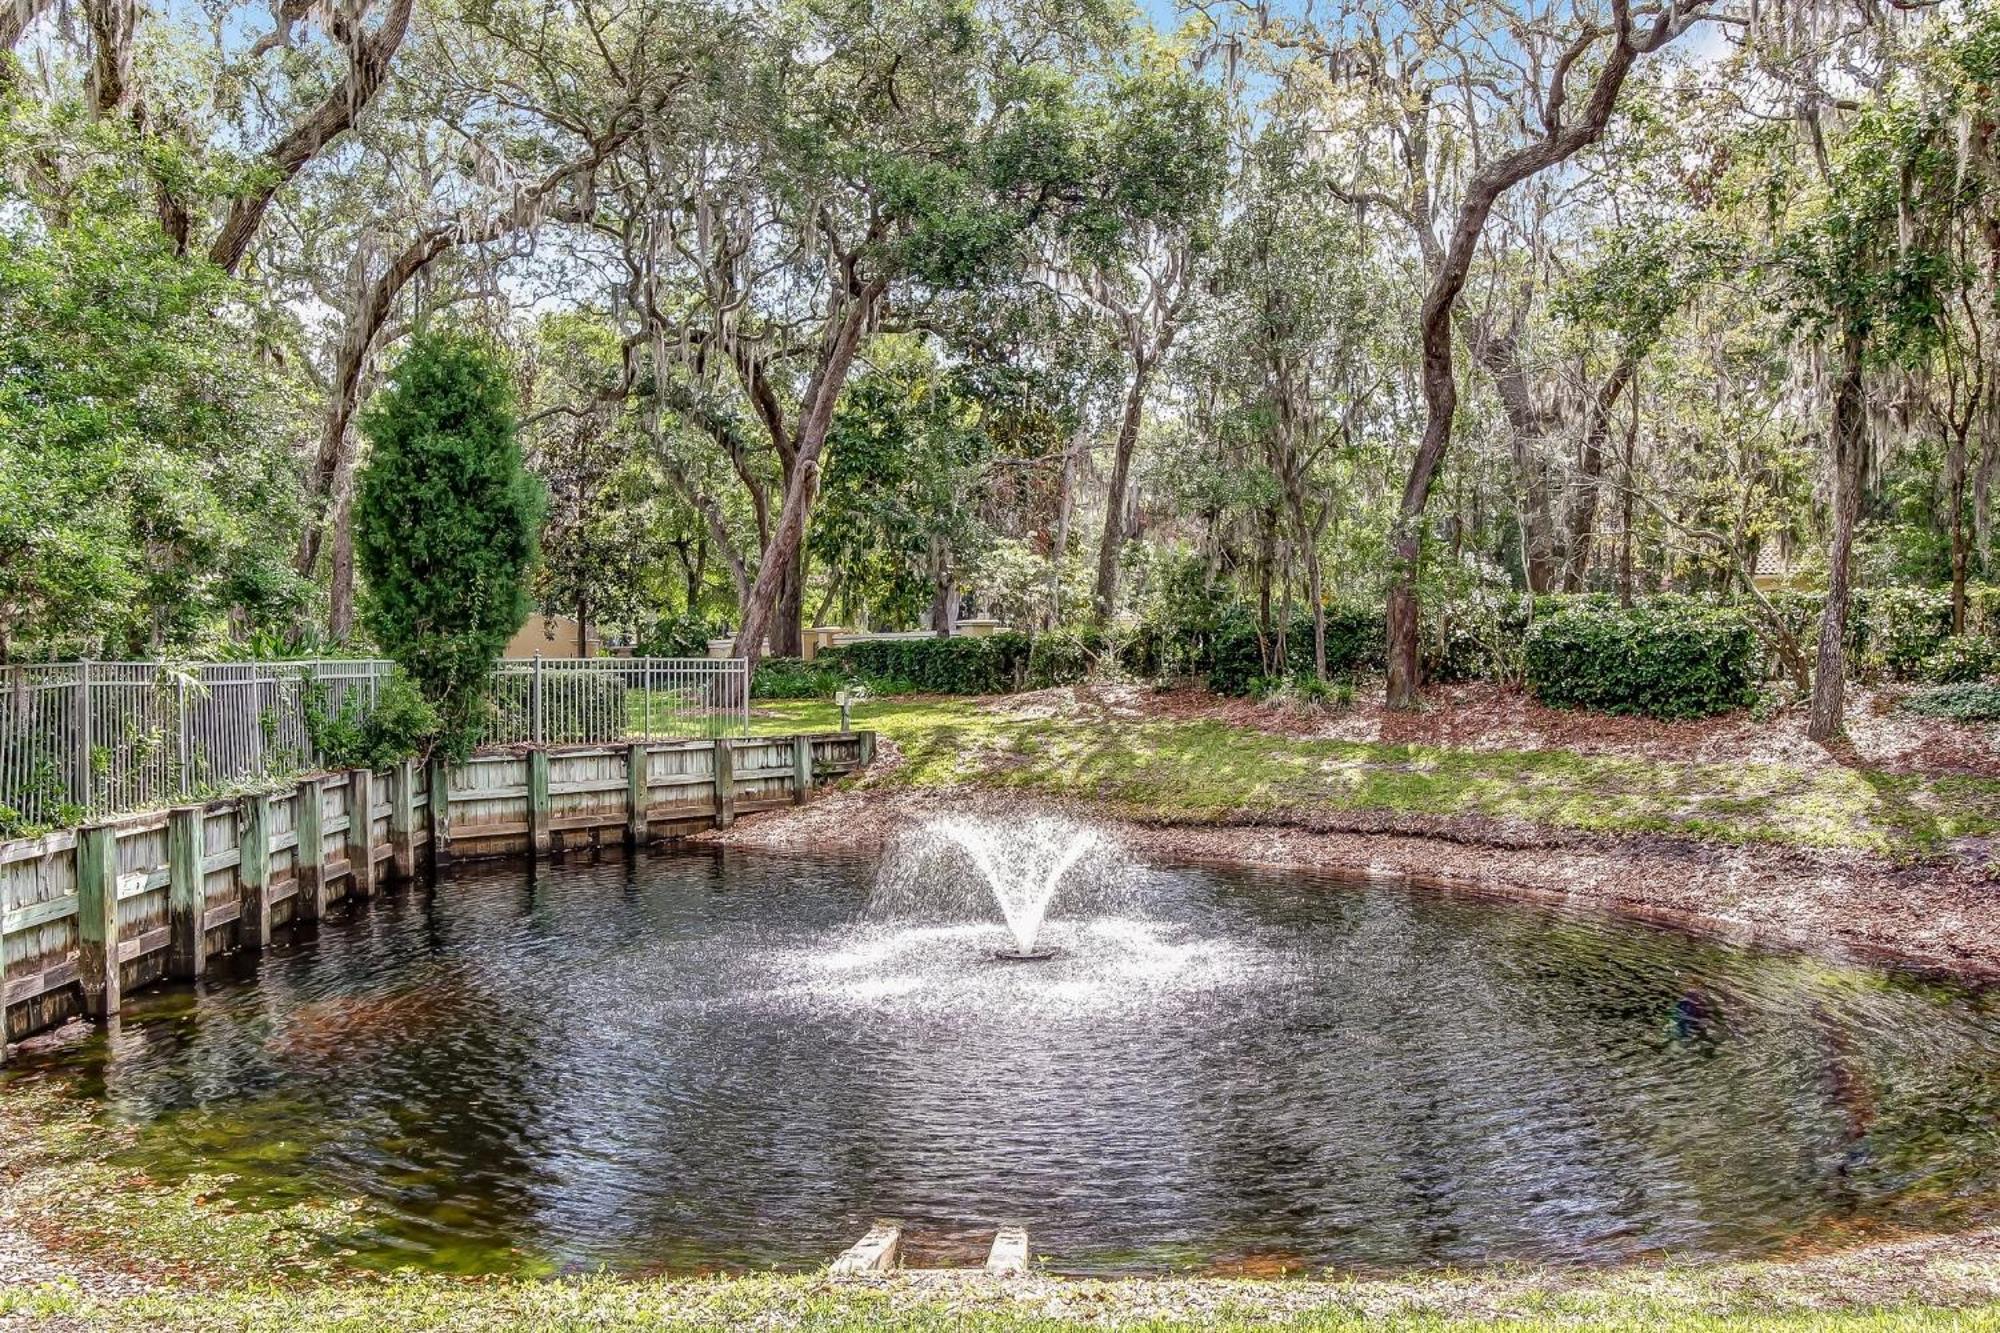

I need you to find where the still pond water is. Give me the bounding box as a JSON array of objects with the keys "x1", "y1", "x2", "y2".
[{"x1": 10, "y1": 847, "x2": 2000, "y2": 1275}]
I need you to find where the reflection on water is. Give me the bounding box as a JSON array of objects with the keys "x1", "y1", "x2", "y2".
[{"x1": 8, "y1": 847, "x2": 2000, "y2": 1276}]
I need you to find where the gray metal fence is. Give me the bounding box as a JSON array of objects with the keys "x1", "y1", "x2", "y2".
[{"x1": 0, "y1": 656, "x2": 748, "y2": 829}]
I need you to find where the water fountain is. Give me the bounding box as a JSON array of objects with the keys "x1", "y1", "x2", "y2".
[{"x1": 877, "y1": 814, "x2": 1113, "y2": 960}]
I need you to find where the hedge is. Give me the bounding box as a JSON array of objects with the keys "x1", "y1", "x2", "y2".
[
  {"x1": 750, "y1": 657, "x2": 848, "y2": 699},
  {"x1": 1203, "y1": 604, "x2": 1383, "y2": 696},
  {"x1": 1524, "y1": 600, "x2": 1759, "y2": 719},
  {"x1": 743, "y1": 583, "x2": 1989, "y2": 706},
  {"x1": 1904, "y1": 682, "x2": 2000, "y2": 721},
  {"x1": 822, "y1": 634, "x2": 1032, "y2": 694}
]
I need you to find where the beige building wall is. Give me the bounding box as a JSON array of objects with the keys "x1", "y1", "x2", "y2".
[{"x1": 506, "y1": 613, "x2": 602, "y2": 659}]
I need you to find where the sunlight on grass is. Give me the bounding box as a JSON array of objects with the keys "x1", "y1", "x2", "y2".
[{"x1": 752, "y1": 696, "x2": 2000, "y2": 856}]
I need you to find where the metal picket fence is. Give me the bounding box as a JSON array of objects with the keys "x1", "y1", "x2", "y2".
[{"x1": 0, "y1": 656, "x2": 748, "y2": 829}]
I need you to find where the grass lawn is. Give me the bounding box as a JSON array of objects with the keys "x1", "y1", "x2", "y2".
[
  {"x1": 8, "y1": 1280, "x2": 2000, "y2": 1331},
  {"x1": 744, "y1": 696, "x2": 2000, "y2": 858}
]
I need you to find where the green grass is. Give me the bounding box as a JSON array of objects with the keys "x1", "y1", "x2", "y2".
[
  {"x1": 750, "y1": 696, "x2": 2000, "y2": 857},
  {"x1": 6, "y1": 1279, "x2": 1999, "y2": 1332}
]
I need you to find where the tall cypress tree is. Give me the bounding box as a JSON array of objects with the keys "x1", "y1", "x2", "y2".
[{"x1": 355, "y1": 333, "x2": 543, "y2": 756}]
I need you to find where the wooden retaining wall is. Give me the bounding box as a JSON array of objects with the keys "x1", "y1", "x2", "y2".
[{"x1": 0, "y1": 730, "x2": 874, "y2": 1058}]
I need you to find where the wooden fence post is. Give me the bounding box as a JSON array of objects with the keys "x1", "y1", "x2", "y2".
[
  {"x1": 793, "y1": 734, "x2": 813, "y2": 804},
  {"x1": 238, "y1": 794, "x2": 271, "y2": 952},
  {"x1": 626, "y1": 742, "x2": 648, "y2": 844},
  {"x1": 346, "y1": 769, "x2": 375, "y2": 899},
  {"x1": 295, "y1": 776, "x2": 324, "y2": 923},
  {"x1": 389, "y1": 759, "x2": 416, "y2": 882},
  {"x1": 75, "y1": 823, "x2": 121, "y2": 1019},
  {"x1": 166, "y1": 805, "x2": 206, "y2": 981},
  {"x1": 712, "y1": 738, "x2": 735, "y2": 829},
  {"x1": 426, "y1": 754, "x2": 451, "y2": 858},
  {"x1": 858, "y1": 730, "x2": 876, "y2": 768},
  {"x1": 527, "y1": 750, "x2": 551, "y2": 855}
]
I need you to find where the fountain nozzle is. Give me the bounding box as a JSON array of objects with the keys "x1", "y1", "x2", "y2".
[{"x1": 992, "y1": 946, "x2": 1060, "y2": 963}]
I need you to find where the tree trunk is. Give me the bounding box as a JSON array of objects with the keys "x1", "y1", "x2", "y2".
[
  {"x1": 1305, "y1": 540, "x2": 1327, "y2": 682},
  {"x1": 207, "y1": 0, "x2": 415, "y2": 274},
  {"x1": 928, "y1": 555, "x2": 959, "y2": 637},
  {"x1": 328, "y1": 482, "x2": 356, "y2": 641},
  {"x1": 1808, "y1": 332, "x2": 1867, "y2": 744},
  {"x1": 576, "y1": 593, "x2": 589, "y2": 657},
  {"x1": 1382, "y1": 2, "x2": 1667, "y2": 707},
  {"x1": 1949, "y1": 418, "x2": 1971, "y2": 635},
  {"x1": 1049, "y1": 424, "x2": 1082, "y2": 629},
  {"x1": 1470, "y1": 322, "x2": 1559, "y2": 592},
  {"x1": 297, "y1": 136, "x2": 638, "y2": 582},
  {"x1": 732, "y1": 278, "x2": 883, "y2": 670},
  {"x1": 1256, "y1": 506, "x2": 1277, "y2": 674},
  {"x1": 773, "y1": 555, "x2": 803, "y2": 657},
  {"x1": 1618, "y1": 399, "x2": 1638, "y2": 607},
  {"x1": 1564, "y1": 356, "x2": 1637, "y2": 593},
  {"x1": 85, "y1": 0, "x2": 135, "y2": 118},
  {"x1": 1092, "y1": 359, "x2": 1151, "y2": 622},
  {"x1": 0, "y1": 0, "x2": 54, "y2": 54}
]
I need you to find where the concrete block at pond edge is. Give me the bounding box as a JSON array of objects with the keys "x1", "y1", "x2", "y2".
[
  {"x1": 830, "y1": 1223, "x2": 901, "y2": 1276},
  {"x1": 985, "y1": 1226, "x2": 1029, "y2": 1277}
]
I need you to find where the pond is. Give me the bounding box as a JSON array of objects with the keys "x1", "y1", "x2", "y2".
[{"x1": 8, "y1": 841, "x2": 2000, "y2": 1277}]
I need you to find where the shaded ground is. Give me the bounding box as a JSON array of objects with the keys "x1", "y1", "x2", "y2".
[
  {"x1": 1162, "y1": 681, "x2": 2000, "y2": 779},
  {"x1": 729, "y1": 685, "x2": 2000, "y2": 979}
]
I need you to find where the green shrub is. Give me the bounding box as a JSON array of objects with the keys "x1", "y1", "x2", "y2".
[
  {"x1": 1200, "y1": 603, "x2": 1383, "y2": 696},
  {"x1": 821, "y1": 634, "x2": 1024, "y2": 694},
  {"x1": 1904, "y1": 682, "x2": 2000, "y2": 721},
  {"x1": 354, "y1": 333, "x2": 543, "y2": 760},
  {"x1": 1025, "y1": 628, "x2": 1100, "y2": 688},
  {"x1": 752, "y1": 657, "x2": 850, "y2": 699},
  {"x1": 1919, "y1": 635, "x2": 1997, "y2": 685},
  {"x1": 1203, "y1": 609, "x2": 1269, "y2": 696},
  {"x1": 639, "y1": 613, "x2": 717, "y2": 659},
  {"x1": 1524, "y1": 600, "x2": 1758, "y2": 719},
  {"x1": 1858, "y1": 586, "x2": 1956, "y2": 679},
  {"x1": 305, "y1": 669, "x2": 441, "y2": 770}
]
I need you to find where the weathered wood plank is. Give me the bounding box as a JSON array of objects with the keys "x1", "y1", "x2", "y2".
[
  {"x1": 4, "y1": 958, "x2": 79, "y2": 1007},
  {"x1": 549, "y1": 778, "x2": 629, "y2": 797},
  {"x1": 295, "y1": 776, "x2": 324, "y2": 924},
  {"x1": 166, "y1": 806, "x2": 205, "y2": 981},
  {"x1": 346, "y1": 769, "x2": 375, "y2": 900},
  {"x1": 1, "y1": 893, "x2": 77, "y2": 933},
  {"x1": 0, "y1": 832, "x2": 77, "y2": 867},
  {"x1": 428, "y1": 754, "x2": 452, "y2": 856},
  {"x1": 713, "y1": 739, "x2": 735, "y2": 830},
  {"x1": 239, "y1": 793, "x2": 271, "y2": 953},
  {"x1": 527, "y1": 751, "x2": 551, "y2": 855},
  {"x1": 75, "y1": 824, "x2": 120, "y2": 1019},
  {"x1": 626, "y1": 742, "x2": 647, "y2": 843},
  {"x1": 117, "y1": 926, "x2": 171, "y2": 963},
  {"x1": 389, "y1": 759, "x2": 416, "y2": 882},
  {"x1": 115, "y1": 867, "x2": 168, "y2": 901}
]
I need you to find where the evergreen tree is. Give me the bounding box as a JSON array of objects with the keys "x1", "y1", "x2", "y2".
[{"x1": 355, "y1": 334, "x2": 543, "y2": 756}]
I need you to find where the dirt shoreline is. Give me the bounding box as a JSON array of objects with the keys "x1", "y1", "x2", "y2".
[{"x1": 704, "y1": 747, "x2": 2000, "y2": 984}]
